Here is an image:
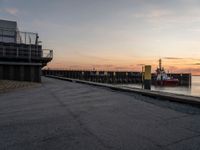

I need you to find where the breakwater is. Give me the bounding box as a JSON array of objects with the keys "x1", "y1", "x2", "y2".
[{"x1": 42, "y1": 70, "x2": 191, "y2": 86}]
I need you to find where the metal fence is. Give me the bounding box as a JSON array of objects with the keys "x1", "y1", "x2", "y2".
[
  {"x1": 42, "y1": 49, "x2": 53, "y2": 58},
  {"x1": 0, "y1": 28, "x2": 53, "y2": 60},
  {"x1": 0, "y1": 45, "x2": 53, "y2": 60}
]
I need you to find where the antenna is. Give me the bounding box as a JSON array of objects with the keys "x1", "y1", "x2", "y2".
[{"x1": 159, "y1": 59, "x2": 162, "y2": 70}]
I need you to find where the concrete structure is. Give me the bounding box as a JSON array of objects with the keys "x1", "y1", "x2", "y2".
[
  {"x1": 42, "y1": 69, "x2": 192, "y2": 86},
  {"x1": 0, "y1": 19, "x2": 17, "y2": 43},
  {"x1": 47, "y1": 75, "x2": 200, "y2": 105},
  {"x1": 0, "y1": 77, "x2": 200, "y2": 150},
  {"x1": 0, "y1": 19, "x2": 53, "y2": 82}
]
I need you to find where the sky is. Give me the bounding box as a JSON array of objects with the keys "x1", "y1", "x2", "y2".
[{"x1": 0, "y1": 0, "x2": 200, "y2": 74}]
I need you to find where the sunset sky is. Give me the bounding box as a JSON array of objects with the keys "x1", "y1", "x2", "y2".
[{"x1": 1, "y1": 0, "x2": 200, "y2": 74}]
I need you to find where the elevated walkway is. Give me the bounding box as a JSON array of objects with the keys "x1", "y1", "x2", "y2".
[
  {"x1": 0, "y1": 42, "x2": 53, "y2": 66},
  {"x1": 0, "y1": 20, "x2": 53, "y2": 82}
]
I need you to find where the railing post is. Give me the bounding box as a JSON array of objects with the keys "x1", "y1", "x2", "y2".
[
  {"x1": 16, "y1": 47, "x2": 19, "y2": 57},
  {"x1": 2, "y1": 29, "x2": 4, "y2": 42},
  {"x1": 29, "y1": 44, "x2": 31, "y2": 61},
  {"x1": 1, "y1": 29, "x2": 3, "y2": 42},
  {"x1": 25, "y1": 32, "x2": 27, "y2": 44},
  {"x1": 3, "y1": 46, "x2": 5, "y2": 57}
]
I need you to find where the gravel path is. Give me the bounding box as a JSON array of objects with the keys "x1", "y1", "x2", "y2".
[{"x1": 0, "y1": 80, "x2": 39, "y2": 93}]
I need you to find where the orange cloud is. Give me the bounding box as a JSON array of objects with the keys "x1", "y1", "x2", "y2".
[
  {"x1": 4, "y1": 8, "x2": 19, "y2": 16},
  {"x1": 46, "y1": 56, "x2": 200, "y2": 75}
]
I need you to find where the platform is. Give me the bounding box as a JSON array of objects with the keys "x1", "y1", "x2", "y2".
[
  {"x1": 0, "y1": 19, "x2": 53, "y2": 82},
  {"x1": 0, "y1": 77, "x2": 200, "y2": 150}
]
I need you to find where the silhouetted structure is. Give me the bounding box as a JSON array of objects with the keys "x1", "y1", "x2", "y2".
[
  {"x1": 0, "y1": 19, "x2": 53, "y2": 82},
  {"x1": 43, "y1": 70, "x2": 191, "y2": 86}
]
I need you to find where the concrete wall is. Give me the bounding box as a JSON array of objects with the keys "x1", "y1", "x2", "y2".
[
  {"x1": 42, "y1": 70, "x2": 192, "y2": 86},
  {"x1": 0, "y1": 19, "x2": 17, "y2": 43},
  {"x1": 0, "y1": 64, "x2": 41, "y2": 82},
  {"x1": 0, "y1": 19, "x2": 17, "y2": 30}
]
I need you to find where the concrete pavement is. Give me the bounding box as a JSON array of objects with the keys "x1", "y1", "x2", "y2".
[{"x1": 0, "y1": 77, "x2": 200, "y2": 150}]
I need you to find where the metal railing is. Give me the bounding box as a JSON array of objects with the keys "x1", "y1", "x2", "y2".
[
  {"x1": 42, "y1": 49, "x2": 53, "y2": 59},
  {"x1": 0, "y1": 45, "x2": 53, "y2": 60},
  {"x1": 0, "y1": 28, "x2": 53, "y2": 61}
]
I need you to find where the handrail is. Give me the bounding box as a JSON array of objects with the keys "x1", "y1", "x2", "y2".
[
  {"x1": 42, "y1": 49, "x2": 53, "y2": 58},
  {"x1": 0, "y1": 45, "x2": 53, "y2": 60}
]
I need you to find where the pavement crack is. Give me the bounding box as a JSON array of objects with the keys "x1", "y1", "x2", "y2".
[
  {"x1": 45, "y1": 87, "x2": 116, "y2": 150},
  {"x1": 164, "y1": 134, "x2": 200, "y2": 147},
  {"x1": 164, "y1": 114, "x2": 190, "y2": 122}
]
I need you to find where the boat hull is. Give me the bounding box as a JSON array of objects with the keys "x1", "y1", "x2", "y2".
[{"x1": 156, "y1": 79, "x2": 179, "y2": 86}]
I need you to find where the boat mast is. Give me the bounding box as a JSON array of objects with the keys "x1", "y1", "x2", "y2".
[{"x1": 159, "y1": 59, "x2": 162, "y2": 70}]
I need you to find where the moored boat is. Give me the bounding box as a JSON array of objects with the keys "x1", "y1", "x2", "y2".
[{"x1": 155, "y1": 59, "x2": 179, "y2": 86}]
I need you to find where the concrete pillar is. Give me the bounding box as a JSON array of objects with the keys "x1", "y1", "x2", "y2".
[
  {"x1": 3, "y1": 65, "x2": 9, "y2": 80},
  {"x1": 0, "y1": 63, "x2": 42, "y2": 82},
  {"x1": 34, "y1": 66, "x2": 41, "y2": 82},
  {"x1": 24, "y1": 66, "x2": 31, "y2": 81},
  {"x1": 30, "y1": 65, "x2": 35, "y2": 82},
  {"x1": 39, "y1": 66, "x2": 42, "y2": 82},
  {"x1": 9, "y1": 65, "x2": 14, "y2": 80},
  {"x1": 0, "y1": 65, "x2": 3, "y2": 79},
  {"x1": 20, "y1": 65, "x2": 24, "y2": 81},
  {"x1": 14, "y1": 66, "x2": 21, "y2": 81}
]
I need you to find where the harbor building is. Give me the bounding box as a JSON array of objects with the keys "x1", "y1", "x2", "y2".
[{"x1": 0, "y1": 19, "x2": 53, "y2": 82}]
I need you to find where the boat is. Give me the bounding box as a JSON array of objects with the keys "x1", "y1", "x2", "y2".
[{"x1": 155, "y1": 59, "x2": 179, "y2": 86}]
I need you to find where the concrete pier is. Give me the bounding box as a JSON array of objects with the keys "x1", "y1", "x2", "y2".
[
  {"x1": 43, "y1": 69, "x2": 192, "y2": 86},
  {"x1": 0, "y1": 77, "x2": 200, "y2": 150},
  {"x1": 0, "y1": 19, "x2": 53, "y2": 83},
  {"x1": 47, "y1": 75, "x2": 200, "y2": 106}
]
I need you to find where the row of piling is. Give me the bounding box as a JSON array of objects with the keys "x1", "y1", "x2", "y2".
[{"x1": 42, "y1": 69, "x2": 192, "y2": 86}]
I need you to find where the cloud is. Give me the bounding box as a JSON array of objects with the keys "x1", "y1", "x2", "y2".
[
  {"x1": 163, "y1": 57, "x2": 200, "y2": 61},
  {"x1": 136, "y1": 64, "x2": 145, "y2": 66},
  {"x1": 188, "y1": 28, "x2": 200, "y2": 32},
  {"x1": 4, "y1": 8, "x2": 19, "y2": 16},
  {"x1": 132, "y1": 5, "x2": 200, "y2": 28},
  {"x1": 191, "y1": 63, "x2": 200, "y2": 66},
  {"x1": 163, "y1": 57, "x2": 184, "y2": 60},
  {"x1": 190, "y1": 58, "x2": 200, "y2": 61},
  {"x1": 134, "y1": 9, "x2": 173, "y2": 19},
  {"x1": 174, "y1": 67, "x2": 200, "y2": 75}
]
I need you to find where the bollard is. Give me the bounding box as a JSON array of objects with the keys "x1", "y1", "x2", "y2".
[
  {"x1": 144, "y1": 65, "x2": 151, "y2": 90},
  {"x1": 142, "y1": 66, "x2": 144, "y2": 88}
]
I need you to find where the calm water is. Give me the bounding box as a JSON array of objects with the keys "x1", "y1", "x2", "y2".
[{"x1": 121, "y1": 76, "x2": 200, "y2": 97}]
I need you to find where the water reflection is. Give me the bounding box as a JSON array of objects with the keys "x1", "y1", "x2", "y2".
[{"x1": 121, "y1": 76, "x2": 200, "y2": 97}]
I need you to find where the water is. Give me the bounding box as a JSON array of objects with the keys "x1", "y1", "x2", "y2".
[{"x1": 121, "y1": 76, "x2": 200, "y2": 97}]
